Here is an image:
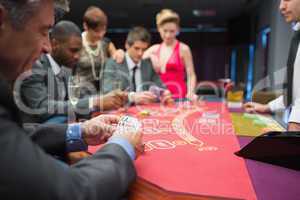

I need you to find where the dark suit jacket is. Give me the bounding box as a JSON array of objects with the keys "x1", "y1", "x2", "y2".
[
  {"x1": 0, "y1": 78, "x2": 136, "y2": 200},
  {"x1": 101, "y1": 57, "x2": 165, "y2": 94},
  {"x1": 19, "y1": 54, "x2": 90, "y2": 123}
]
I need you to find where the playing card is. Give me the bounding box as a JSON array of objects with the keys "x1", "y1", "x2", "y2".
[{"x1": 116, "y1": 116, "x2": 142, "y2": 134}]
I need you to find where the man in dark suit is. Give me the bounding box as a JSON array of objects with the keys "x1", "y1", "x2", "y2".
[
  {"x1": 101, "y1": 26, "x2": 173, "y2": 105},
  {"x1": 19, "y1": 20, "x2": 127, "y2": 124},
  {"x1": 0, "y1": 0, "x2": 142, "y2": 199}
]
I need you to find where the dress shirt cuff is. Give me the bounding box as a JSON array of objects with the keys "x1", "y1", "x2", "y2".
[
  {"x1": 89, "y1": 96, "x2": 100, "y2": 112},
  {"x1": 107, "y1": 136, "x2": 135, "y2": 160},
  {"x1": 288, "y1": 107, "x2": 300, "y2": 123},
  {"x1": 288, "y1": 98, "x2": 300, "y2": 123},
  {"x1": 66, "y1": 124, "x2": 88, "y2": 152},
  {"x1": 268, "y1": 95, "x2": 285, "y2": 112},
  {"x1": 128, "y1": 92, "x2": 136, "y2": 105},
  {"x1": 89, "y1": 97, "x2": 94, "y2": 110}
]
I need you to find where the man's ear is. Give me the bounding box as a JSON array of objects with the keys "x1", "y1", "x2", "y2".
[
  {"x1": 83, "y1": 22, "x2": 88, "y2": 31},
  {"x1": 51, "y1": 38, "x2": 59, "y2": 51},
  {"x1": 125, "y1": 42, "x2": 129, "y2": 50}
]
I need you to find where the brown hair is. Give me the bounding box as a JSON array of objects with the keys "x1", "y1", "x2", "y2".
[
  {"x1": 156, "y1": 9, "x2": 180, "y2": 27},
  {"x1": 83, "y1": 6, "x2": 107, "y2": 30},
  {"x1": 126, "y1": 26, "x2": 151, "y2": 46}
]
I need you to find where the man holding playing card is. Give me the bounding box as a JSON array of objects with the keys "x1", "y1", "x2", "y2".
[
  {"x1": 0, "y1": 0, "x2": 143, "y2": 199},
  {"x1": 101, "y1": 26, "x2": 173, "y2": 105}
]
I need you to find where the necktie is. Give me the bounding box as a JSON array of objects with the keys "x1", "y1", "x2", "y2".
[
  {"x1": 285, "y1": 31, "x2": 300, "y2": 106},
  {"x1": 57, "y1": 69, "x2": 67, "y2": 100},
  {"x1": 131, "y1": 66, "x2": 138, "y2": 92}
]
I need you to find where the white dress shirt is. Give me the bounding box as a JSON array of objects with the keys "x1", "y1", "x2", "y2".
[
  {"x1": 268, "y1": 23, "x2": 300, "y2": 123},
  {"x1": 46, "y1": 54, "x2": 67, "y2": 101},
  {"x1": 47, "y1": 54, "x2": 61, "y2": 76},
  {"x1": 125, "y1": 53, "x2": 143, "y2": 92}
]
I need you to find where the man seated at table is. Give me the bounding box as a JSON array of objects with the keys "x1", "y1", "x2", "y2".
[
  {"x1": 19, "y1": 20, "x2": 127, "y2": 123},
  {"x1": 101, "y1": 26, "x2": 173, "y2": 105},
  {"x1": 0, "y1": 0, "x2": 142, "y2": 199}
]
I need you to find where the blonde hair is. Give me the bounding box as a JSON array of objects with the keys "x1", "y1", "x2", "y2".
[{"x1": 156, "y1": 9, "x2": 180, "y2": 27}]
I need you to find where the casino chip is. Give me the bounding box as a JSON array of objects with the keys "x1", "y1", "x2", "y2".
[
  {"x1": 243, "y1": 113, "x2": 258, "y2": 119},
  {"x1": 139, "y1": 110, "x2": 151, "y2": 117}
]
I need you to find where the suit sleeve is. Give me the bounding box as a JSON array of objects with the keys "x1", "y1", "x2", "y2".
[
  {"x1": 100, "y1": 58, "x2": 118, "y2": 94},
  {"x1": 20, "y1": 63, "x2": 90, "y2": 122},
  {"x1": 0, "y1": 117, "x2": 136, "y2": 200},
  {"x1": 29, "y1": 123, "x2": 68, "y2": 157}
]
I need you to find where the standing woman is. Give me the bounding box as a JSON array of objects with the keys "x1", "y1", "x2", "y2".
[
  {"x1": 75, "y1": 6, "x2": 124, "y2": 96},
  {"x1": 144, "y1": 9, "x2": 197, "y2": 99}
]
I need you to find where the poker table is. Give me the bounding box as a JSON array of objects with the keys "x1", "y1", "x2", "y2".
[{"x1": 89, "y1": 101, "x2": 300, "y2": 200}]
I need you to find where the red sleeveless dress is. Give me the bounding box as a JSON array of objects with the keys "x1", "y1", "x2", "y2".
[{"x1": 156, "y1": 41, "x2": 187, "y2": 99}]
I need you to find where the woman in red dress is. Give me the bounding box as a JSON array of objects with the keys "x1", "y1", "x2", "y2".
[{"x1": 144, "y1": 9, "x2": 197, "y2": 99}]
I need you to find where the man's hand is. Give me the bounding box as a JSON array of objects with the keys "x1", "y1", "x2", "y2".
[
  {"x1": 186, "y1": 93, "x2": 198, "y2": 102},
  {"x1": 93, "y1": 90, "x2": 128, "y2": 111},
  {"x1": 288, "y1": 122, "x2": 300, "y2": 131},
  {"x1": 113, "y1": 130, "x2": 143, "y2": 159},
  {"x1": 81, "y1": 114, "x2": 120, "y2": 146},
  {"x1": 112, "y1": 49, "x2": 125, "y2": 64},
  {"x1": 243, "y1": 102, "x2": 271, "y2": 113},
  {"x1": 160, "y1": 90, "x2": 174, "y2": 105},
  {"x1": 131, "y1": 91, "x2": 157, "y2": 105}
]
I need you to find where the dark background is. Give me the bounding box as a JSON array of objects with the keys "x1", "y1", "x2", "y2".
[{"x1": 62, "y1": 0, "x2": 287, "y2": 88}]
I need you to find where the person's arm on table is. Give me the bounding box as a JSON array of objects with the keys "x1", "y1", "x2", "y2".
[
  {"x1": 128, "y1": 91, "x2": 157, "y2": 105},
  {"x1": 66, "y1": 115, "x2": 137, "y2": 163},
  {"x1": 30, "y1": 115, "x2": 117, "y2": 160},
  {"x1": 89, "y1": 90, "x2": 128, "y2": 112},
  {"x1": 243, "y1": 95, "x2": 285, "y2": 113},
  {"x1": 1, "y1": 114, "x2": 141, "y2": 200},
  {"x1": 31, "y1": 113, "x2": 135, "y2": 161}
]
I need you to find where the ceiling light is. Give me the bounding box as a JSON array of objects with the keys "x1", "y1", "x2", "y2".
[{"x1": 193, "y1": 9, "x2": 216, "y2": 17}]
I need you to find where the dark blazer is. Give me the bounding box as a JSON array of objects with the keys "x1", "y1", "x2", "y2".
[
  {"x1": 0, "y1": 78, "x2": 136, "y2": 200},
  {"x1": 101, "y1": 57, "x2": 165, "y2": 94},
  {"x1": 19, "y1": 54, "x2": 90, "y2": 123}
]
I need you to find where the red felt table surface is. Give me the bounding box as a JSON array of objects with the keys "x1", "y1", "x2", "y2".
[{"x1": 89, "y1": 102, "x2": 257, "y2": 200}]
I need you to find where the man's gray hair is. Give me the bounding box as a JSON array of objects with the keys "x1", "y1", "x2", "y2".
[{"x1": 0, "y1": 0, "x2": 70, "y2": 30}]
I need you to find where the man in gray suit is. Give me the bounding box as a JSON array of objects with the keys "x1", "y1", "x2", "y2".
[
  {"x1": 19, "y1": 20, "x2": 127, "y2": 123},
  {"x1": 101, "y1": 26, "x2": 173, "y2": 105},
  {"x1": 0, "y1": 1, "x2": 142, "y2": 199}
]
